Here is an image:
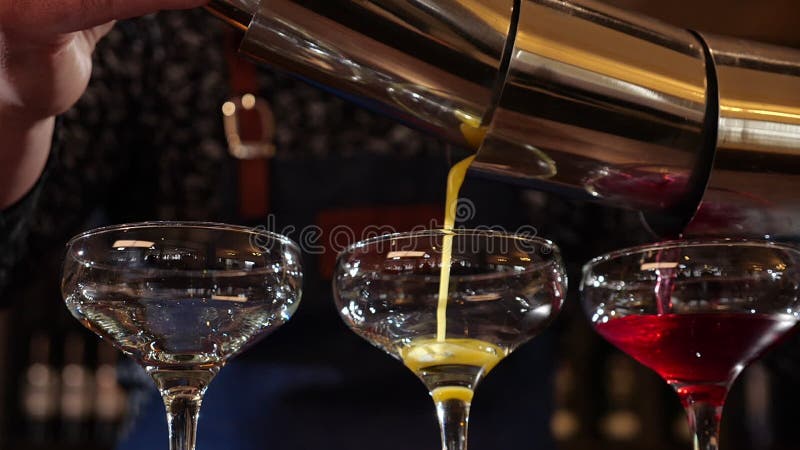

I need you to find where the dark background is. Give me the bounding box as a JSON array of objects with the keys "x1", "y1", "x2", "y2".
[{"x1": 1, "y1": 1, "x2": 799, "y2": 450}]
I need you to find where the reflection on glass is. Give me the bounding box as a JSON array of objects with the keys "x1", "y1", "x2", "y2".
[
  {"x1": 334, "y1": 229, "x2": 566, "y2": 450},
  {"x1": 582, "y1": 240, "x2": 800, "y2": 450},
  {"x1": 62, "y1": 222, "x2": 303, "y2": 450}
]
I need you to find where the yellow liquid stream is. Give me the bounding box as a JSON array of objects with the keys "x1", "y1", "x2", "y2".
[
  {"x1": 437, "y1": 155, "x2": 476, "y2": 342},
  {"x1": 415, "y1": 151, "x2": 501, "y2": 402},
  {"x1": 454, "y1": 110, "x2": 488, "y2": 150},
  {"x1": 399, "y1": 338, "x2": 506, "y2": 402},
  {"x1": 406, "y1": 114, "x2": 498, "y2": 403}
]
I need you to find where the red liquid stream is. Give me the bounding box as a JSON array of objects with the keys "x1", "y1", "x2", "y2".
[{"x1": 595, "y1": 313, "x2": 796, "y2": 406}]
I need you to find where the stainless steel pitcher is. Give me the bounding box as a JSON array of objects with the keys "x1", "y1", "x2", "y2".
[{"x1": 206, "y1": 0, "x2": 800, "y2": 238}]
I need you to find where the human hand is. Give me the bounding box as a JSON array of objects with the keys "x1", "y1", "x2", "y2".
[
  {"x1": 0, "y1": 0, "x2": 207, "y2": 121},
  {"x1": 0, "y1": 0, "x2": 207, "y2": 208}
]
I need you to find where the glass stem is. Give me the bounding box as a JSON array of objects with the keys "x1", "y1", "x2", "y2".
[
  {"x1": 436, "y1": 399, "x2": 471, "y2": 450},
  {"x1": 684, "y1": 400, "x2": 723, "y2": 450},
  {"x1": 151, "y1": 368, "x2": 218, "y2": 450},
  {"x1": 164, "y1": 390, "x2": 203, "y2": 450}
]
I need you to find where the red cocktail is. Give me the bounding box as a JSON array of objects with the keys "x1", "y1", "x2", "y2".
[{"x1": 582, "y1": 240, "x2": 800, "y2": 450}]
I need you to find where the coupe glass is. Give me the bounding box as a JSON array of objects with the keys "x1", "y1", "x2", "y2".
[
  {"x1": 333, "y1": 229, "x2": 567, "y2": 450},
  {"x1": 61, "y1": 222, "x2": 303, "y2": 450},
  {"x1": 581, "y1": 240, "x2": 800, "y2": 450}
]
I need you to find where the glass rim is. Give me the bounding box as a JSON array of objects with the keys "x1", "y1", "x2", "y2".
[
  {"x1": 583, "y1": 238, "x2": 800, "y2": 274},
  {"x1": 337, "y1": 228, "x2": 561, "y2": 283},
  {"x1": 65, "y1": 221, "x2": 301, "y2": 276}
]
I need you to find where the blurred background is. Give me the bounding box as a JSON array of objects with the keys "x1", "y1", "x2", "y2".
[{"x1": 1, "y1": 1, "x2": 799, "y2": 450}]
